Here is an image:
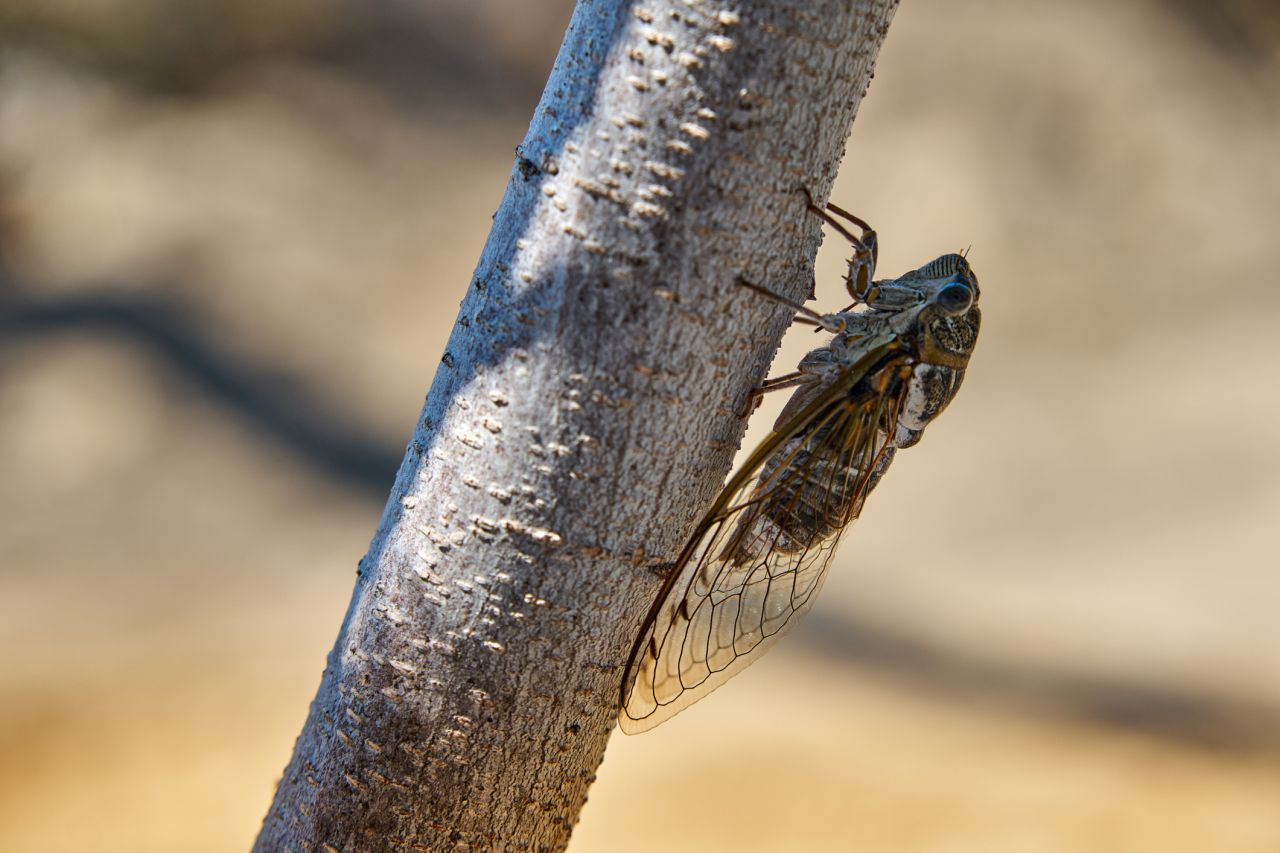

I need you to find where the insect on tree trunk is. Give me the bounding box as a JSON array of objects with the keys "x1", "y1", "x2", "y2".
[{"x1": 254, "y1": 0, "x2": 900, "y2": 849}]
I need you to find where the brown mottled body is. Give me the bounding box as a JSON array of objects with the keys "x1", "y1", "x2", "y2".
[{"x1": 733, "y1": 252, "x2": 980, "y2": 562}]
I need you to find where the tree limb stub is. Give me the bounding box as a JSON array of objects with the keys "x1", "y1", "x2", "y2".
[{"x1": 255, "y1": 1, "x2": 899, "y2": 850}]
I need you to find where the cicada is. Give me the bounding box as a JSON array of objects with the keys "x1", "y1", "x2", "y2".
[{"x1": 619, "y1": 195, "x2": 981, "y2": 733}]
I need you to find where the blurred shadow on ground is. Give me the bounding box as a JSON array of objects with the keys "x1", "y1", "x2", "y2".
[
  {"x1": 0, "y1": 289, "x2": 401, "y2": 494},
  {"x1": 4, "y1": 281, "x2": 1276, "y2": 756},
  {"x1": 801, "y1": 611, "x2": 1280, "y2": 755},
  {"x1": 1163, "y1": 0, "x2": 1280, "y2": 80}
]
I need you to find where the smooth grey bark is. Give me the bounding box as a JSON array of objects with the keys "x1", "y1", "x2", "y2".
[{"x1": 255, "y1": 1, "x2": 899, "y2": 850}]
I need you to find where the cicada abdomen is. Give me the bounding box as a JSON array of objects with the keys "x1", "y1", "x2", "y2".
[{"x1": 722, "y1": 365, "x2": 903, "y2": 566}]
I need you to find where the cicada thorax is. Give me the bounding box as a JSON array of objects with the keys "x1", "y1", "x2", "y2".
[
  {"x1": 896, "y1": 265, "x2": 981, "y2": 446},
  {"x1": 893, "y1": 361, "x2": 965, "y2": 448},
  {"x1": 918, "y1": 305, "x2": 981, "y2": 368},
  {"x1": 895, "y1": 315, "x2": 979, "y2": 445}
]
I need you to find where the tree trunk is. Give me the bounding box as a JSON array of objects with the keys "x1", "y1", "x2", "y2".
[{"x1": 254, "y1": 0, "x2": 899, "y2": 849}]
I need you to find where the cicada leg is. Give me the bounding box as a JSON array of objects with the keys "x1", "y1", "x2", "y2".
[
  {"x1": 801, "y1": 189, "x2": 879, "y2": 304},
  {"x1": 738, "y1": 371, "x2": 819, "y2": 418},
  {"x1": 736, "y1": 276, "x2": 845, "y2": 333}
]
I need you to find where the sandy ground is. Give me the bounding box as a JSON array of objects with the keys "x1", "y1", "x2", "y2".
[{"x1": 1, "y1": 0, "x2": 1278, "y2": 850}]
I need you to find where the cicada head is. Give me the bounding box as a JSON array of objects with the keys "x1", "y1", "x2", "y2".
[
  {"x1": 913, "y1": 253, "x2": 981, "y2": 370},
  {"x1": 865, "y1": 253, "x2": 980, "y2": 370}
]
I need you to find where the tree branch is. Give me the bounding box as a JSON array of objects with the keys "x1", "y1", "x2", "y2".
[{"x1": 255, "y1": 0, "x2": 899, "y2": 849}]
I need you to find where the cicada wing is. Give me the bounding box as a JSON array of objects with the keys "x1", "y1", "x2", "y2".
[
  {"x1": 620, "y1": 376, "x2": 899, "y2": 734},
  {"x1": 619, "y1": 529, "x2": 847, "y2": 734}
]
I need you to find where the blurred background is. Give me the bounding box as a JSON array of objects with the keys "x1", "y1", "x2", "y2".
[{"x1": 1, "y1": 0, "x2": 1278, "y2": 850}]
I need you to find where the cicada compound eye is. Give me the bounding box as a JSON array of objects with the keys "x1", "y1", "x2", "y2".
[{"x1": 935, "y1": 281, "x2": 974, "y2": 315}]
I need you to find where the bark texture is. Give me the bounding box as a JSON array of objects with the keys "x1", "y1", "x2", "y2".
[{"x1": 255, "y1": 1, "x2": 899, "y2": 849}]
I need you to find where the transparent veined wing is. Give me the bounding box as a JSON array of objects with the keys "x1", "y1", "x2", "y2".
[{"x1": 619, "y1": 338, "x2": 907, "y2": 734}]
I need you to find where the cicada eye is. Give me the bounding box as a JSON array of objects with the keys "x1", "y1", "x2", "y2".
[{"x1": 936, "y1": 281, "x2": 973, "y2": 315}]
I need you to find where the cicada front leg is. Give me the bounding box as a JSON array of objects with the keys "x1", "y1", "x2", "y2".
[{"x1": 801, "y1": 189, "x2": 879, "y2": 305}]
